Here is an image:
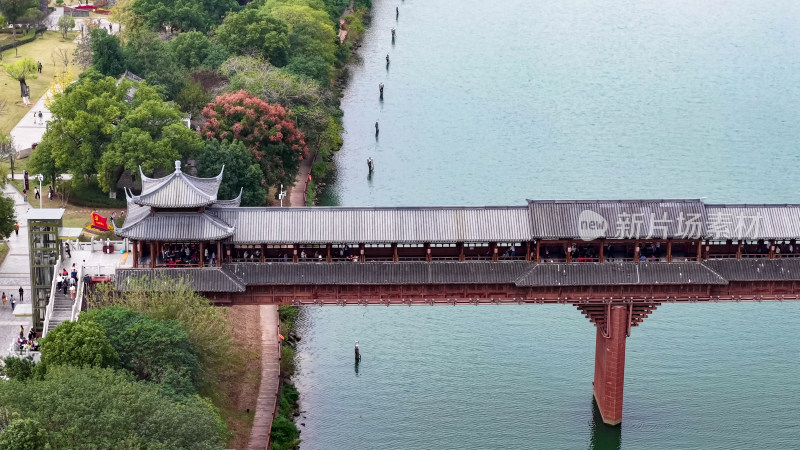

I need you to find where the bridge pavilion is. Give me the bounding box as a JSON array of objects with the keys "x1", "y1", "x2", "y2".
[{"x1": 115, "y1": 161, "x2": 800, "y2": 425}]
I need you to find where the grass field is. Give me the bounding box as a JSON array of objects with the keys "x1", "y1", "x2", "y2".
[{"x1": 1, "y1": 30, "x2": 80, "y2": 134}]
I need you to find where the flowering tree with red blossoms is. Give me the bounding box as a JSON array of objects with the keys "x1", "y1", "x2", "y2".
[{"x1": 200, "y1": 90, "x2": 308, "y2": 190}]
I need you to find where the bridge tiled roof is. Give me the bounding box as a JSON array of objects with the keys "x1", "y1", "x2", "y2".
[
  {"x1": 514, "y1": 262, "x2": 727, "y2": 286},
  {"x1": 212, "y1": 206, "x2": 533, "y2": 244},
  {"x1": 226, "y1": 261, "x2": 534, "y2": 285},
  {"x1": 703, "y1": 259, "x2": 800, "y2": 281},
  {"x1": 527, "y1": 199, "x2": 707, "y2": 240},
  {"x1": 704, "y1": 204, "x2": 800, "y2": 240},
  {"x1": 115, "y1": 267, "x2": 246, "y2": 292}
]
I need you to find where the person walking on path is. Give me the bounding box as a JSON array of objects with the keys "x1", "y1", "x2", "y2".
[
  {"x1": 10, "y1": 295, "x2": 15, "y2": 311},
  {"x1": 1, "y1": 292, "x2": 6, "y2": 308},
  {"x1": 69, "y1": 284, "x2": 76, "y2": 302},
  {"x1": 38, "y1": 111, "x2": 43, "y2": 125},
  {"x1": 22, "y1": 190, "x2": 27, "y2": 203},
  {"x1": 14, "y1": 223, "x2": 19, "y2": 236},
  {"x1": 37, "y1": 61, "x2": 42, "y2": 73},
  {"x1": 34, "y1": 187, "x2": 40, "y2": 200},
  {"x1": 18, "y1": 287, "x2": 23, "y2": 303}
]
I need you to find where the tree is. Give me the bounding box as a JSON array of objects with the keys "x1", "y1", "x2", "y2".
[
  {"x1": 0, "y1": 355, "x2": 36, "y2": 381},
  {"x1": 34, "y1": 71, "x2": 189, "y2": 187},
  {"x1": 216, "y1": 9, "x2": 289, "y2": 66},
  {"x1": 0, "y1": 133, "x2": 16, "y2": 180},
  {"x1": 122, "y1": 28, "x2": 186, "y2": 98},
  {"x1": 39, "y1": 321, "x2": 119, "y2": 369},
  {"x1": 200, "y1": 90, "x2": 307, "y2": 190},
  {"x1": 0, "y1": 418, "x2": 48, "y2": 450},
  {"x1": 79, "y1": 306, "x2": 201, "y2": 397},
  {"x1": 57, "y1": 14, "x2": 74, "y2": 39},
  {"x1": 131, "y1": 0, "x2": 238, "y2": 32},
  {"x1": 0, "y1": 194, "x2": 14, "y2": 239},
  {"x1": 90, "y1": 29, "x2": 124, "y2": 77},
  {"x1": 168, "y1": 31, "x2": 228, "y2": 70},
  {"x1": 92, "y1": 278, "x2": 236, "y2": 389},
  {"x1": 0, "y1": 0, "x2": 37, "y2": 27},
  {"x1": 261, "y1": 1, "x2": 337, "y2": 65},
  {"x1": 99, "y1": 98, "x2": 203, "y2": 192},
  {"x1": 197, "y1": 139, "x2": 267, "y2": 206},
  {"x1": 175, "y1": 79, "x2": 211, "y2": 118},
  {"x1": 3, "y1": 58, "x2": 37, "y2": 102},
  {"x1": 0, "y1": 366, "x2": 227, "y2": 448}
]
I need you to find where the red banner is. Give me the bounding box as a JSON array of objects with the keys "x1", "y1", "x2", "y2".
[{"x1": 91, "y1": 212, "x2": 110, "y2": 231}]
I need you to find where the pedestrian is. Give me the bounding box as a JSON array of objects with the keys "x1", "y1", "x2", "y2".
[
  {"x1": 70, "y1": 285, "x2": 76, "y2": 302},
  {"x1": 14, "y1": 223, "x2": 19, "y2": 236},
  {"x1": 109, "y1": 24, "x2": 112, "y2": 33},
  {"x1": 22, "y1": 84, "x2": 30, "y2": 106},
  {"x1": 37, "y1": 61, "x2": 42, "y2": 73},
  {"x1": 48, "y1": 186, "x2": 54, "y2": 200},
  {"x1": 38, "y1": 111, "x2": 43, "y2": 125},
  {"x1": 22, "y1": 189, "x2": 27, "y2": 202},
  {"x1": 1, "y1": 292, "x2": 6, "y2": 307},
  {"x1": 34, "y1": 187, "x2": 40, "y2": 200},
  {"x1": 10, "y1": 295, "x2": 15, "y2": 311},
  {"x1": 65, "y1": 241, "x2": 71, "y2": 258},
  {"x1": 18, "y1": 287, "x2": 23, "y2": 303}
]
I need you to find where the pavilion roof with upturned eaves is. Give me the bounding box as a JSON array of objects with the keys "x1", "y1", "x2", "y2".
[
  {"x1": 133, "y1": 161, "x2": 224, "y2": 209},
  {"x1": 116, "y1": 161, "x2": 241, "y2": 242}
]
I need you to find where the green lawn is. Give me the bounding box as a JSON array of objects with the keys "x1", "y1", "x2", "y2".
[
  {"x1": 1, "y1": 30, "x2": 81, "y2": 135},
  {"x1": 0, "y1": 242, "x2": 8, "y2": 267}
]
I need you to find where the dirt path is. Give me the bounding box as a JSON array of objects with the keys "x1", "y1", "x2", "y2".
[{"x1": 287, "y1": 156, "x2": 313, "y2": 207}]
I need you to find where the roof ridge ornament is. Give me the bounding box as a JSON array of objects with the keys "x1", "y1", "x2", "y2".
[{"x1": 175, "y1": 160, "x2": 182, "y2": 172}]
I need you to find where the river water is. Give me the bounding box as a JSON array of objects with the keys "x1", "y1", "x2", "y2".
[{"x1": 295, "y1": 1, "x2": 800, "y2": 448}]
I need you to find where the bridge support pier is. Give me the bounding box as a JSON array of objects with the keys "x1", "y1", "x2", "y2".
[{"x1": 593, "y1": 304, "x2": 628, "y2": 426}]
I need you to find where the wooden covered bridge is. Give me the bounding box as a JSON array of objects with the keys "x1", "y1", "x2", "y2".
[{"x1": 114, "y1": 162, "x2": 800, "y2": 425}]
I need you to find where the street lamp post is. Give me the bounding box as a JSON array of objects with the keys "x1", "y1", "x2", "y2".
[
  {"x1": 35, "y1": 174, "x2": 43, "y2": 208},
  {"x1": 278, "y1": 184, "x2": 286, "y2": 207}
]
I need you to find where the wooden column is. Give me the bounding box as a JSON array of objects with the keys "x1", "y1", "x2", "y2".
[
  {"x1": 293, "y1": 244, "x2": 299, "y2": 263},
  {"x1": 149, "y1": 242, "x2": 156, "y2": 268},
  {"x1": 667, "y1": 240, "x2": 673, "y2": 263},
  {"x1": 768, "y1": 240, "x2": 775, "y2": 259},
  {"x1": 458, "y1": 242, "x2": 465, "y2": 262},
  {"x1": 736, "y1": 240, "x2": 742, "y2": 259},
  {"x1": 490, "y1": 242, "x2": 497, "y2": 261},
  {"x1": 392, "y1": 243, "x2": 399, "y2": 262},
  {"x1": 132, "y1": 240, "x2": 139, "y2": 268},
  {"x1": 326, "y1": 243, "x2": 332, "y2": 263},
  {"x1": 217, "y1": 241, "x2": 222, "y2": 267},
  {"x1": 359, "y1": 244, "x2": 365, "y2": 262},
  {"x1": 634, "y1": 240, "x2": 640, "y2": 262},
  {"x1": 199, "y1": 242, "x2": 204, "y2": 268},
  {"x1": 695, "y1": 241, "x2": 702, "y2": 262},
  {"x1": 599, "y1": 239, "x2": 605, "y2": 263},
  {"x1": 535, "y1": 241, "x2": 541, "y2": 263},
  {"x1": 566, "y1": 241, "x2": 573, "y2": 263},
  {"x1": 425, "y1": 243, "x2": 431, "y2": 262}
]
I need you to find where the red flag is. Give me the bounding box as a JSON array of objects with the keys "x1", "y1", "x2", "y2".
[{"x1": 278, "y1": 334, "x2": 285, "y2": 340}]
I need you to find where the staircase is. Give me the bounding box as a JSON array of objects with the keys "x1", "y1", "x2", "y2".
[{"x1": 46, "y1": 290, "x2": 74, "y2": 334}]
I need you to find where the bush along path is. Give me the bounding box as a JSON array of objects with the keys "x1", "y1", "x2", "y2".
[{"x1": 268, "y1": 305, "x2": 301, "y2": 450}]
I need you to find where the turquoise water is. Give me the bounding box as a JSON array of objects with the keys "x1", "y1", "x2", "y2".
[{"x1": 296, "y1": 0, "x2": 800, "y2": 448}]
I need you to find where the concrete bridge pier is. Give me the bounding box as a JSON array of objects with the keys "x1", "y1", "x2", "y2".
[{"x1": 592, "y1": 304, "x2": 628, "y2": 426}]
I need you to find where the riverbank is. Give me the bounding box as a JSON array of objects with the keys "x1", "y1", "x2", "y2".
[{"x1": 292, "y1": 5, "x2": 371, "y2": 206}]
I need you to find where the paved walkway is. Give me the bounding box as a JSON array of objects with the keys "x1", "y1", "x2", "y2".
[
  {"x1": 288, "y1": 157, "x2": 313, "y2": 207},
  {"x1": 0, "y1": 185, "x2": 33, "y2": 358},
  {"x1": 248, "y1": 305, "x2": 280, "y2": 450}
]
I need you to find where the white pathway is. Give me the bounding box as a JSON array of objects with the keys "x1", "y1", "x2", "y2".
[{"x1": 0, "y1": 185, "x2": 34, "y2": 358}]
